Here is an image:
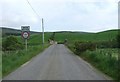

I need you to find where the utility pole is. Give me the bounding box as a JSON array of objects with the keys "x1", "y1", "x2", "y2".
[{"x1": 41, "y1": 18, "x2": 44, "y2": 46}]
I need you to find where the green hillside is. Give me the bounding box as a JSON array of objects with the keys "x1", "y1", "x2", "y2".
[
  {"x1": 1, "y1": 27, "x2": 39, "y2": 37},
  {"x1": 17, "y1": 32, "x2": 52, "y2": 45},
  {"x1": 1, "y1": 27, "x2": 53, "y2": 45},
  {"x1": 54, "y1": 29, "x2": 119, "y2": 43},
  {"x1": 8, "y1": 32, "x2": 53, "y2": 46},
  {"x1": 28, "y1": 32, "x2": 52, "y2": 45}
]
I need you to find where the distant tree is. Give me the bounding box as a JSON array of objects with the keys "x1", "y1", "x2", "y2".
[
  {"x1": 2, "y1": 36, "x2": 24, "y2": 51},
  {"x1": 49, "y1": 32, "x2": 55, "y2": 41},
  {"x1": 64, "y1": 39, "x2": 68, "y2": 44}
]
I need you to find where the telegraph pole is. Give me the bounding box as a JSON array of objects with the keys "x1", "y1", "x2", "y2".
[{"x1": 41, "y1": 18, "x2": 44, "y2": 46}]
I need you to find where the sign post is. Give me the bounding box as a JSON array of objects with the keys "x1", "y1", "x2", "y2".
[
  {"x1": 25, "y1": 39, "x2": 27, "y2": 51},
  {"x1": 21, "y1": 26, "x2": 30, "y2": 51}
]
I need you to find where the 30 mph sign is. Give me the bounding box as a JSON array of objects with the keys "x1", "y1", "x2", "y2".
[{"x1": 22, "y1": 32, "x2": 29, "y2": 39}]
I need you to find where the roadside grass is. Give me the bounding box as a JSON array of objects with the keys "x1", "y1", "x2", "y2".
[
  {"x1": 2, "y1": 33, "x2": 52, "y2": 77},
  {"x1": 78, "y1": 48, "x2": 119, "y2": 80},
  {"x1": 2, "y1": 44, "x2": 49, "y2": 77},
  {"x1": 67, "y1": 44, "x2": 119, "y2": 80}
]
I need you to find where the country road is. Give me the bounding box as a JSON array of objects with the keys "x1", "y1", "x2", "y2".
[{"x1": 3, "y1": 44, "x2": 110, "y2": 80}]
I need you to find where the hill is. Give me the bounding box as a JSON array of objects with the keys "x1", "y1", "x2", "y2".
[
  {"x1": 1, "y1": 27, "x2": 40, "y2": 36},
  {"x1": 24, "y1": 32, "x2": 53, "y2": 45},
  {"x1": 1, "y1": 27, "x2": 54, "y2": 46},
  {"x1": 54, "y1": 29, "x2": 119, "y2": 43},
  {"x1": 1, "y1": 27, "x2": 119, "y2": 44}
]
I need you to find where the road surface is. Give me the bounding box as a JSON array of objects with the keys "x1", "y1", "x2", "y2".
[{"x1": 3, "y1": 44, "x2": 110, "y2": 80}]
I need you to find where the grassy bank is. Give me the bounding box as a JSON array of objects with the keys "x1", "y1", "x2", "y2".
[
  {"x1": 67, "y1": 43, "x2": 119, "y2": 80},
  {"x1": 2, "y1": 44, "x2": 49, "y2": 77},
  {"x1": 79, "y1": 49, "x2": 119, "y2": 80},
  {"x1": 2, "y1": 33, "x2": 52, "y2": 77}
]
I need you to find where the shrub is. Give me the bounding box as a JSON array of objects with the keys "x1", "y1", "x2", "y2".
[
  {"x1": 2, "y1": 36, "x2": 24, "y2": 51},
  {"x1": 49, "y1": 32, "x2": 55, "y2": 40},
  {"x1": 94, "y1": 40, "x2": 118, "y2": 49},
  {"x1": 74, "y1": 41, "x2": 96, "y2": 54}
]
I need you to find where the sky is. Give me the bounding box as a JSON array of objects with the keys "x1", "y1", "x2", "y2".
[{"x1": 0, "y1": 0, "x2": 119, "y2": 32}]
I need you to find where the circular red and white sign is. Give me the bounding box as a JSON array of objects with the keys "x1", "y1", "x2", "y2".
[{"x1": 22, "y1": 32, "x2": 29, "y2": 39}]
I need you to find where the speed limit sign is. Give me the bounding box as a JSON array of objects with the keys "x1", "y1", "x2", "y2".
[
  {"x1": 22, "y1": 32, "x2": 29, "y2": 39},
  {"x1": 21, "y1": 26, "x2": 30, "y2": 39},
  {"x1": 21, "y1": 26, "x2": 30, "y2": 51}
]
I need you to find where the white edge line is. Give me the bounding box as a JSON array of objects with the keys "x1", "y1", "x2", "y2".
[{"x1": 21, "y1": 61, "x2": 30, "y2": 67}]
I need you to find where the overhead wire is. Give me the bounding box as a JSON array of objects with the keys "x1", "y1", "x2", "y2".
[
  {"x1": 26, "y1": 0, "x2": 41, "y2": 20},
  {"x1": 26, "y1": 0, "x2": 44, "y2": 44}
]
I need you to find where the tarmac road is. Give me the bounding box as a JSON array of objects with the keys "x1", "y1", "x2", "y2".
[{"x1": 3, "y1": 44, "x2": 110, "y2": 80}]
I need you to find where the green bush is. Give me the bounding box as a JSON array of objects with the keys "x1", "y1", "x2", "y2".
[
  {"x1": 2, "y1": 36, "x2": 24, "y2": 51},
  {"x1": 74, "y1": 41, "x2": 96, "y2": 54},
  {"x1": 49, "y1": 32, "x2": 55, "y2": 40},
  {"x1": 96, "y1": 40, "x2": 118, "y2": 48}
]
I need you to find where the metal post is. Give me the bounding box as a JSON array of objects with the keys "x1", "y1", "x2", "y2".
[
  {"x1": 25, "y1": 39, "x2": 27, "y2": 51},
  {"x1": 42, "y1": 18, "x2": 44, "y2": 46}
]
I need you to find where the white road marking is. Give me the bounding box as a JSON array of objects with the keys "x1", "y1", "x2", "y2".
[{"x1": 21, "y1": 61, "x2": 30, "y2": 67}]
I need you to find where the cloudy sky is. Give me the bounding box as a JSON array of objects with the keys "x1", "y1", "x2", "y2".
[{"x1": 0, "y1": 0, "x2": 119, "y2": 32}]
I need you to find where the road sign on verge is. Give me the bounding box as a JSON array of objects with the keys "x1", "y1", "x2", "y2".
[
  {"x1": 21, "y1": 26, "x2": 30, "y2": 51},
  {"x1": 21, "y1": 26, "x2": 30, "y2": 39}
]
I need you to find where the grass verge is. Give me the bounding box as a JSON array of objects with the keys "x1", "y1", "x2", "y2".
[
  {"x1": 80, "y1": 49, "x2": 119, "y2": 80},
  {"x1": 67, "y1": 44, "x2": 119, "y2": 81},
  {"x1": 2, "y1": 44, "x2": 49, "y2": 77}
]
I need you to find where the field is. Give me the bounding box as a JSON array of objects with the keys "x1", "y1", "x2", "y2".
[
  {"x1": 55, "y1": 29, "x2": 118, "y2": 42},
  {"x1": 2, "y1": 32, "x2": 53, "y2": 77}
]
